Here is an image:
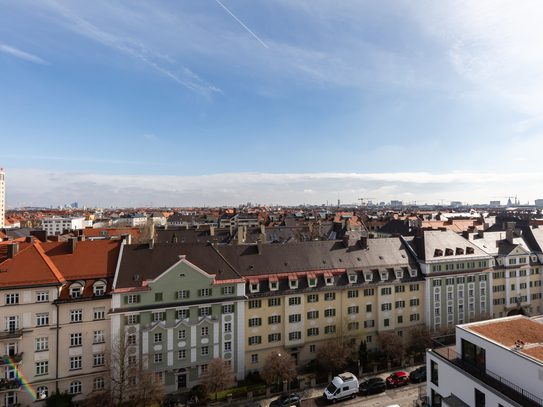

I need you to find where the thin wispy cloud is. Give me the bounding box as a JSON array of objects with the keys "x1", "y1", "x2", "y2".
[
  {"x1": 0, "y1": 44, "x2": 48, "y2": 65},
  {"x1": 143, "y1": 134, "x2": 158, "y2": 140},
  {"x1": 43, "y1": 0, "x2": 220, "y2": 96}
]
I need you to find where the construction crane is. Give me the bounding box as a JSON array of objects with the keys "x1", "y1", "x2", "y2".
[
  {"x1": 358, "y1": 197, "x2": 375, "y2": 207},
  {"x1": 492, "y1": 196, "x2": 518, "y2": 205},
  {"x1": 17, "y1": 202, "x2": 32, "y2": 210}
]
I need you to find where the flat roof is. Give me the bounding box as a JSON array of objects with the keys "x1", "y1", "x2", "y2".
[{"x1": 464, "y1": 316, "x2": 543, "y2": 362}]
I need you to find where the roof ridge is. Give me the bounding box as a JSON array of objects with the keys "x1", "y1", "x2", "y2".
[{"x1": 34, "y1": 242, "x2": 66, "y2": 284}]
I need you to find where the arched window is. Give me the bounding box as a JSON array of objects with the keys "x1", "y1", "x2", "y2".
[
  {"x1": 37, "y1": 386, "x2": 48, "y2": 399},
  {"x1": 70, "y1": 380, "x2": 82, "y2": 394}
]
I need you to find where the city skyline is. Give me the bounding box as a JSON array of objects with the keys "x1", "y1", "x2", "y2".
[{"x1": 2, "y1": 1, "x2": 543, "y2": 206}]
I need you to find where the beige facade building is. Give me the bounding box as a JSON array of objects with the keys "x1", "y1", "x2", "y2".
[{"x1": 0, "y1": 238, "x2": 120, "y2": 406}]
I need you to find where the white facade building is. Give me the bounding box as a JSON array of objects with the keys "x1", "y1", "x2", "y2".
[
  {"x1": 0, "y1": 169, "x2": 4, "y2": 229},
  {"x1": 42, "y1": 217, "x2": 87, "y2": 236},
  {"x1": 427, "y1": 315, "x2": 543, "y2": 407}
]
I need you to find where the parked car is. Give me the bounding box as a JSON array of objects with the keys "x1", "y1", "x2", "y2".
[
  {"x1": 409, "y1": 366, "x2": 427, "y2": 383},
  {"x1": 358, "y1": 378, "x2": 386, "y2": 395},
  {"x1": 385, "y1": 372, "x2": 410, "y2": 388},
  {"x1": 323, "y1": 372, "x2": 359, "y2": 403},
  {"x1": 273, "y1": 394, "x2": 301, "y2": 407}
]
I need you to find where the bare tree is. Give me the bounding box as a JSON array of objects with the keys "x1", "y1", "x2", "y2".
[
  {"x1": 316, "y1": 340, "x2": 348, "y2": 375},
  {"x1": 261, "y1": 350, "x2": 297, "y2": 384},
  {"x1": 200, "y1": 358, "x2": 236, "y2": 399},
  {"x1": 409, "y1": 324, "x2": 433, "y2": 351},
  {"x1": 82, "y1": 332, "x2": 164, "y2": 407},
  {"x1": 377, "y1": 331, "x2": 407, "y2": 362},
  {"x1": 436, "y1": 324, "x2": 456, "y2": 336}
]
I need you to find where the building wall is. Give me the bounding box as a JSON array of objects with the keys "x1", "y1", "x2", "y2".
[
  {"x1": 243, "y1": 281, "x2": 425, "y2": 373},
  {"x1": 426, "y1": 351, "x2": 516, "y2": 407},
  {"x1": 112, "y1": 260, "x2": 245, "y2": 394},
  {"x1": 0, "y1": 170, "x2": 4, "y2": 229}
]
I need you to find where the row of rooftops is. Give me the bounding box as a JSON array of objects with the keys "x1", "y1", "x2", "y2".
[{"x1": 3, "y1": 221, "x2": 543, "y2": 297}]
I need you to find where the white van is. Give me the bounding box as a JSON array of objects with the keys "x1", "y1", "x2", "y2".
[{"x1": 323, "y1": 372, "x2": 359, "y2": 403}]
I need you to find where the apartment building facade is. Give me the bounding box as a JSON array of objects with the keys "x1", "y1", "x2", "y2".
[
  {"x1": 216, "y1": 238, "x2": 425, "y2": 372},
  {"x1": 404, "y1": 230, "x2": 494, "y2": 331},
  {"x1": 111, "y1": 243, "x2": 246, "y2": 394},
  {"x1": 0, "y1": 238, "x2": 120, "y2": 406}
]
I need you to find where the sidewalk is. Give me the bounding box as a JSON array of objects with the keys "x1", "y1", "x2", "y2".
[{"x1": 257, "y1": 364, "x2": 425, "y2": 407}]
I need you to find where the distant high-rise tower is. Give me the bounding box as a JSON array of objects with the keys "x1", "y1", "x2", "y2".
[{"x1": 0, "y1": 168, "x2": 4, "y2": 228}]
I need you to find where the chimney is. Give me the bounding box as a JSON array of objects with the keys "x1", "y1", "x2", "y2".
[
  {"x1": 279, "y1": 236, "x2": 285, "y2": 243},
  {"x1": 478, "y1": 229, "x2": 485, "y2": 238},
  {"x1": 31, "y1": 230, "x2": 47, "y2": 242},
  {"x1": 257, "y1": 238, "x2": 263, "y2": 254},
  {"x1": 213, "y1": 238, "x2": 218, "y2": 247},
  {"x1": 210, "y1": 226, "x2": 215, "y2": 236},
  {"x1": 506, "y1": 229, "x2": 514, "y2": 244},
  {"x1": 360, "y1": 236, "x2": 368, "y2": 249},
  {"x1": 260, "y1": 233, "x2": 267, "y2": 244},
  {"x1": 260, "y1": 224, "x2": 265, "y2": 233},
  {"x1": 7, "y1": 243, "x2": 19, "y2": 259},
  {"x1": 416, "y1": 228, "x2": 424, "y2": 237},
  {"x1": 149, "y1": 238, "x2": 154, "y2": 249},
  {"x1": 462, "y1": 230, "x2": 470, "y2": 239},
  {"x1": 237, "y1": 227, "x2": 243, "y2": 245},
  {"x1": 69, "y1": 237, "x2": 77, "y2": 254},
  {"x1": 343, "y1": 235, "x2": 350, "y2": 248},
  {"x1": 25, "y1": 236, "x2": 35, "y2": 243},
  {"x1": 77, "y1": 235, "x2": 85, "y2": 241},
  {"x1": 229, "y1": 224, "x2": 233, "y2": 236}
]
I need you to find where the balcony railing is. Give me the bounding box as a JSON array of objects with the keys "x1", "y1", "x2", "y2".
[
  {"x1": 0, "y1": 330, "x2": 23, "y2": 340},
  {"x1": 432, "y1": 335, "x2": 543, "y2": 407},
  {"x1": 0, "y1": 379, "x2": 22, "y2": 392},
  {"x1": 0, "y1": 354, "x2": 23, "y2": 367}
]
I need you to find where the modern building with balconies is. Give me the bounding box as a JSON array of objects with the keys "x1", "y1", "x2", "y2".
[{"x1": 427, "y1": 315, "x2": 543, "y2": 407}]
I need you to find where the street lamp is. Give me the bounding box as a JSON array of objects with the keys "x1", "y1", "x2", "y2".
[{"x1": 276, "y1": 353, "x2": 294, "y2": 402}]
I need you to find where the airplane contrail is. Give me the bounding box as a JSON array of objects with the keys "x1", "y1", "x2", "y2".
[{"x1": 215, "y1": 0, "x2": 268, "y2": 48}]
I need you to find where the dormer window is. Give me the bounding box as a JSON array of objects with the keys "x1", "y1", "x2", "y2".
[
  {"x1": 94, "y1": 285, "x2": 105, "y2": 296},
  {"x1": 70, "y1": 287, "x2": 81, "y2": 299},
  {"x1": 396, "y1": 270, "x2": 403, "y2": 279},
  {"x1": 365, "y1": 273, "x2": 373, "y2": 282},
  {"x1": 410, "y1": 269, "x2": 417, "y2": 277},
  {"x1": 381, "y1": 272, "x2": 388, "y2": 281},
  {"x1": 270, "y1": 281, "x2": 278, "y2": 291},
  {"x1": 325, "y1": 277, "x2": 333, "y2": 286},
  {"x1": 466, "y1": 247, "x2": 475, "y2": 254},
  {"x1": 456, "y1": 248, "x2": 464, "y2": 255},
  {"x1": 308, "y1": 278, "x2": 317, "y2": 287},
  {"x1": 349, "y1": 274, "x2": 357, "y2": 283},
  {"x1": 250, "y1": 283, "x2": 260, "y2": 293},
  {"x1": 290, "y1": 279, "x2": 298, "y2": 289},
  {"x1": 445, "y1": 248, "x2": 453, "y2": 256},
  {"x1": 435, "y1": 249, "x2": 443, "y2": 257}
]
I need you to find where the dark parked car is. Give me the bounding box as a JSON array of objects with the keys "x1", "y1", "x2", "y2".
[
  {"x1": 409, "y1": 366, "x2": 427, "y2": 383},
  {"x1": 273, "y1": 394, "x2": 301, "y2": 407},
  {"x1": 359, "y1": 378, "x2": 386, "y2": 395},
  {"x1": 385, "y1": 372, "x2": 410, "y2": 388}
]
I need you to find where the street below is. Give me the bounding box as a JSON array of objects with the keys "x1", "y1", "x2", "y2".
[{"x1": 302, "y1": 382, "x2": 426, "y2": 407}]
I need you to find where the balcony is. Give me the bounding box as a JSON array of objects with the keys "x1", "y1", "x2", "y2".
[
  {"x1": 0, "y1": 354, "x2": 23, "y2": 367},
  {"x1": 432, "y1": 335, "x2": 543, "y2": 407},
  {"x1": 0, "y1": 378, "x2": 22, "y2": 392},
  {"x1": 0, "y1": 330, "x2": 23, "y2": 341}
]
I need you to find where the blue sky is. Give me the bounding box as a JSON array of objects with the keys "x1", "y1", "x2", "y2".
[{"x1": 1, "y1": 0, "x2": 543, "y2": 207}]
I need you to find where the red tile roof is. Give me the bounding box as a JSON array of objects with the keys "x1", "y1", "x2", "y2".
[{"x1": 41, "y1": 240, "x2": 121, "y2": 280}]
